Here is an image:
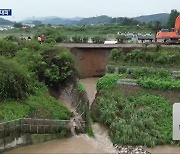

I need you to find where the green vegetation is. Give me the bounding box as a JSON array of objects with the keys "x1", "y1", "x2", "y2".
[
  {"x1": 0, "y1": 56, "x2": 32, "y2": 101},
  {"x1": 55, "y1": 35, "x2": 69, "y2": 43},
  {"x1": 110, "y1": 48, "x2": 180, "y2": 68},
  {"x1": 77, "y1": 82, "x2": 85, "y2": 93},
  {"x1": 34, "y1": 25, "x2": 152, "y2": 39},
  {"x1": 92, "y1": 36, "x2": 105, "y2": 44},
  {"x1": 97, "y1": 69, "x2": 171, "y2": 92},
  {"x1": 102, "y1": 46, "x2": 180, "y2": 146},
  {"x1": 0, "y1": 38, "x2": 73, "y2": 122},
  {"x1": 27, "y1": 85, "x2": 70, "y2": 120},
  {"x1": 14, "y1": 22, "x2": 23, "y2": 28},
  {"x1": 13, "y1": 48, "x2": 42, "y2": 77},
  {"x1": 106, "y1": 66, "x2": 180, "y2": 91},
  {"x1": 86, "y1": 110, "x2": 94, "y2": 137},
  {"x1": 139, "y1": 77, "x2": 180, "y2": 91},
  {"x1": 0, "y1": 39, "x2": 19, "y2": 57},
  {"x1": 0, "y1": 101, "x2": 30, "y2": 121},
  {"x1": 39, "y1": 47, "x2": 74, "y2": 87},
  {"x1": 95, "y1": 46, "x2": 180, "y2": 146},
  {"x1": 167, "y1": 9, "x2": 179, "y2": 29},
  {"x1": 0, "y1": 85, "x2": 70, "y2": 122},
  {"x1": 45, "y1": 38, "x2": 56, "y2": 44},
  {"x1": 96, "y1": 74, "x2": 120, "y2": 91},
  {"x1": 58, "y1": 128, "x2": 69, "y2": 138},
  {"x1": 93, "y1": 88, "x2": 172, "y2": 147},
  {"x1": 131, "y1": 67, "x2": 172, "y2": 78},
  {"x1": 0, "y1": 24, "x2": 153, "y2": 41},
  {"x1": 107, "y1": 65, "x2": 173, "y2": 78}
]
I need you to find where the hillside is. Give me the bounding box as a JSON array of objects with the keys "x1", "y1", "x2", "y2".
[
  {"x1": 22, "y1": 16, "x2": 82, "y2": 25},
  {"x1": 76, "y1": 15, "x2": 112, "y2": 25},
  {"x1": 22, "y1": 15, "x2": 112, "y2": 26},
  {"x1": 21, "y1": 13, "x2": 170, "y2": 26},
  {"x1": 134, "y1": 13, "x2": 169, "y2": 24},
  {"x1": 0, "y1": 18, "x2": 14, "y2": 25},
  {"x1": 42, "y1": 18, "x2": 78, "y2": 25}
]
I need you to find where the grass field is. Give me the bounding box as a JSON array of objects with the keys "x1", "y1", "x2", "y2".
[{"x1": 0, "y1": 25, "x2": 154, "y2": 39}]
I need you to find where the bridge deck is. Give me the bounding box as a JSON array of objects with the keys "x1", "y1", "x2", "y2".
[
  {"x1": 57, "y1": 43, "x2": 180, "y2": 49},
  {"x1": 57, "y1": 43, "x2": 142, "y2": 48}
]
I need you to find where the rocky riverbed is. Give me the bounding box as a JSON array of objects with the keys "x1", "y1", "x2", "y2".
[{"x1": 114, "y1": 145, "x2": 151, "y2": 154}]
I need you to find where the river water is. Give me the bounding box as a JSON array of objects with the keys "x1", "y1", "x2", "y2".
[
  {"x1": 7, "y1": 78, "x2": 180, "y2": 154},
  {"x1": 7, "y1": 78, "x2": 116, "y2": 154},
  {"x1": 80, "y1": 77, "x2": 99, "y2": 106},
  {"x1": 7, "y1": 123, "x2": 116, "y2": 154}
]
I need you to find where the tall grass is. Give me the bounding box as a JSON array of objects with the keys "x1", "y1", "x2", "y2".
[
  {"x1": 94, "y1": 89, "x2": 173, "y2": 147},
  {"x1": 110, "y1": 48, "x2": 180, "y2": 68}
]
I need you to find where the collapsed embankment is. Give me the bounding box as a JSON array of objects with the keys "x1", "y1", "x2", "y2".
[
  {"x1": 0, "y1": 78, "x2": 91, "y2": 153},
  {"x1": 6, "y1": 78, "x2": 117, "y2": 154},
  {"x1": 50, "y1": 78, "x2": 90, "y2": 134},
  {"x1": 91, "y1": 74, "x2": 180, "y2": 153}
]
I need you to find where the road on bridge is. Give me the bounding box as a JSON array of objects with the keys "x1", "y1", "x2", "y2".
[{"x1": 57, "y1": 43, "x2": 180, "y2": 49}]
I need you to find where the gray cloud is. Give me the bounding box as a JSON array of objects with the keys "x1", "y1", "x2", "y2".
[{"x1": 0, "y1": 0, "x2": 179, "y2": 21}]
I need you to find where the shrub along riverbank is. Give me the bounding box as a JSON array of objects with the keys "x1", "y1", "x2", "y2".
[
  {"x1": 106, "y1": 66, "x2": 180, "y2": 91},
  {"x1": 110, "y1": 48, "x2": 180, "y2": 69},
  {"x1": 0, "y1": 38, "x2": 74, "y2": 122},
  {"x1": 93, "y1": 88, "x2": 172, "y2": 147},
  {"x1": 92, "y1": 74, "x2": 179, "y2": 147}
]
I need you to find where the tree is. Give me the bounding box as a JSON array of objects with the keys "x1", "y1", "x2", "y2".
[
  {"x1": 14, "y1": 22, "x2": 23, "y2": 28},
  {"x1": 167, "y1": 9, "x2": 179, "y2": 29},
  {"x1": 155, "y1": 21, "x2": 161, "y2": 31},
  {"x1": 32, "y1": 20, "x2": 43, "y2": 27}
]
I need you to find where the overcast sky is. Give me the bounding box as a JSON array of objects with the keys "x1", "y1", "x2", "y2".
[{"x1": 0, "y1": 0, "x2": 180, "y2": 21}]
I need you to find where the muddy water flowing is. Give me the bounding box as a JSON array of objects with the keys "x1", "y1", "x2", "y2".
[
  {"x1": 80, "y1": 77, "x2": 99, "y2": 106},
  {"x1": 7, "y1": 77, "x2": 117, "y2": 154},
  {"x1": 146, "y1": 146, "x2": 180, "y2": 154},
  {"x1": 7, "y1": 124, "x2": 116, "y2": 154},
  {"x1": 7, "y1": 136, "x2": 114, "y2": 154},
  {"x1": 7, "y1": 78, "x2": 180, "y2": 154}
]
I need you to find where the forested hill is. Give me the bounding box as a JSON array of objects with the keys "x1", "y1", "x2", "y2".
[
  {"x1": 134, "y1": 13, "x2": 169, "y2": 24},
  {"x1": 21, "y1": 13, "x2": 170, "y2": 26},
  {"x1": 0, "y1": 18, "x2": 14, "y2": 25},
  {"x1": 76, "y1": 15, "x2": 112, "y2": 25}
]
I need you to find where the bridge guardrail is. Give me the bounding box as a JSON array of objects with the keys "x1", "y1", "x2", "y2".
[{"x1": 0, "y1": 118, "x2": 71, "y2": 136}]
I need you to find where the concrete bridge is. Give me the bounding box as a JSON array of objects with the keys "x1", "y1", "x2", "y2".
[{"x1": 57, "y1": 43, "x2": 179, "y2": 78}]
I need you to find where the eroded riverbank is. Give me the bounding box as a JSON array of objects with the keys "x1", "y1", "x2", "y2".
[{"x1": 6, "y1": 78, "x2": 180, "y2": 154}]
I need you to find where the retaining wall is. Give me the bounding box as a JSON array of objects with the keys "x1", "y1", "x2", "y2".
[{"x1": 0, "y1": 118, "x2": 69, "y2": 152}]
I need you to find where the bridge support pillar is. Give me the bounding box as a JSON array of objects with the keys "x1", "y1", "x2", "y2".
[{"x1": 71, "y1": 48, "x2": 110, "y2": 78}]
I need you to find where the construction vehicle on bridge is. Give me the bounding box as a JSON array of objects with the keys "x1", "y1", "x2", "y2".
[{"x1": 156, "y1": 15, "x2": 180, "y2": 44}]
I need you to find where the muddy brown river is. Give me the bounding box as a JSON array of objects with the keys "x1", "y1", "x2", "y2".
[
  {"x1": 7, "y1": 123, "x2": 116, "y2": 154},
  {"x1": 6, "y1": 137, "x2": 107, "y2": 154},
  {"x1": 6, "y1": 78, "x2": 180, "y2": 154},
  {"x1": 80, "y1": 77, "x2": 99, "y2": 106}
]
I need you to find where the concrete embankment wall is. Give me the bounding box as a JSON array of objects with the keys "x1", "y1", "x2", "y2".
[
  {"x1": 0, "y1": 119, "x2": 69, "y2": 153},
  {"x1": 0, "y1": 134, "x2": 59, "y2": 153}
]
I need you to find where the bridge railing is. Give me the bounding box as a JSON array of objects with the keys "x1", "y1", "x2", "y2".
[
  {"x1": 0, "y1": 118, "x2": 70, "y2": 136},
  {"x1": 0, "y1": 118, "x2": 73, "y2": 152}
]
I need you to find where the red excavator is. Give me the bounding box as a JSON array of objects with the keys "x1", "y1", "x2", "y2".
[{"x1": 156, "y1": 15, "x2": 180, "y2": 44}]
